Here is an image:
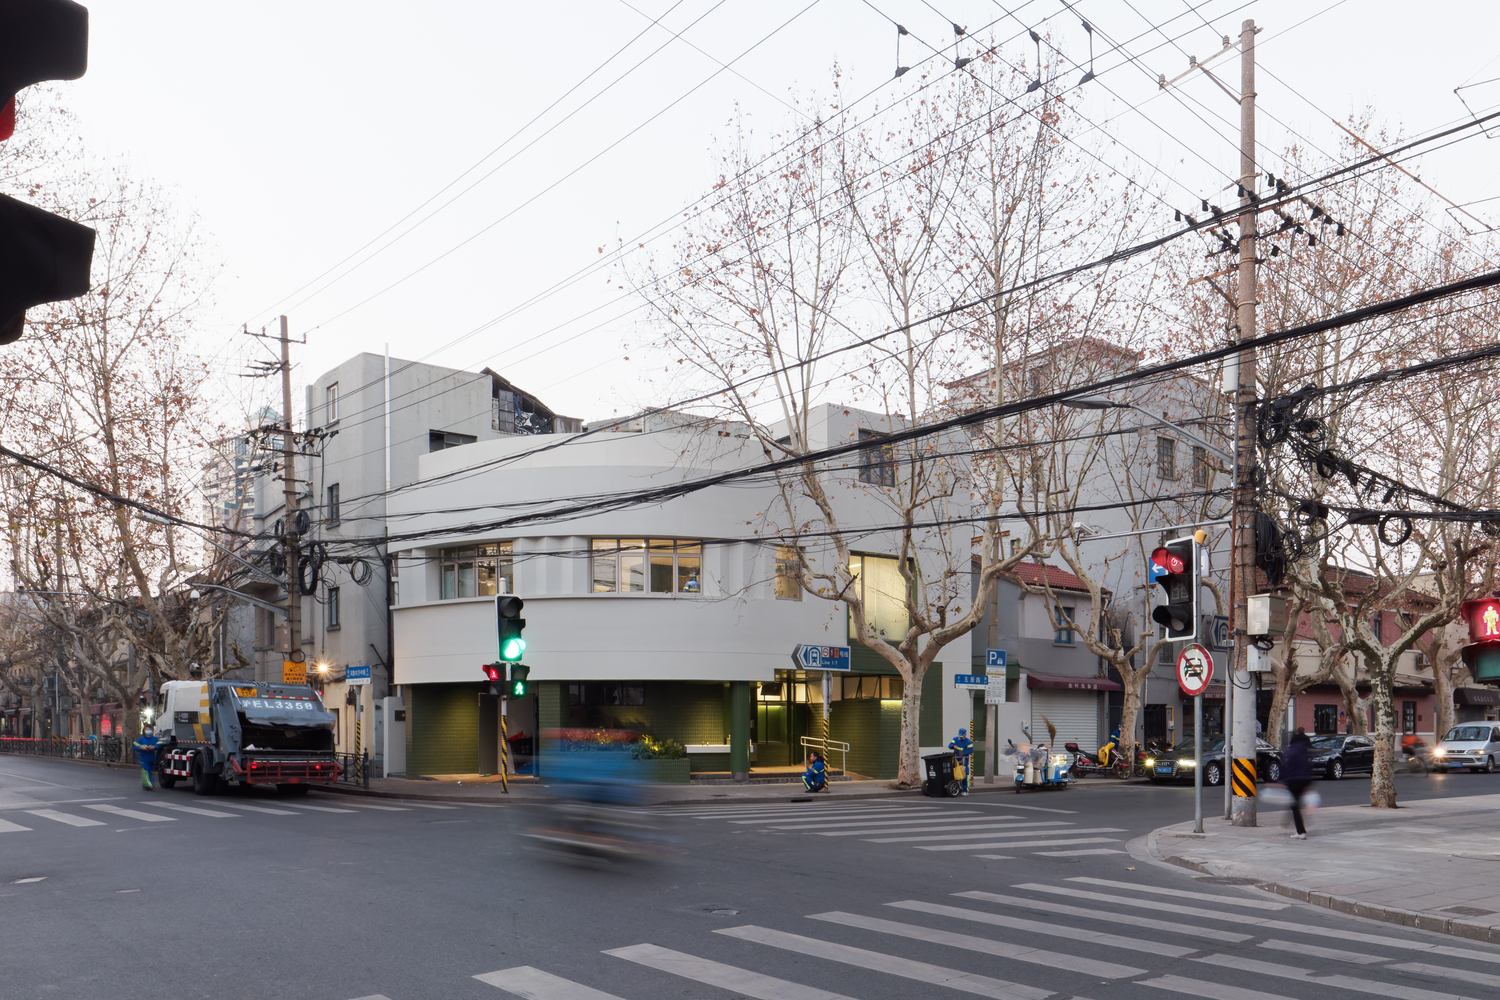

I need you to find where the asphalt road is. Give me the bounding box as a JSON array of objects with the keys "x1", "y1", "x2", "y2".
[{"x1": 4, "y1": 755, "x2": 1500, "y2": 1000}]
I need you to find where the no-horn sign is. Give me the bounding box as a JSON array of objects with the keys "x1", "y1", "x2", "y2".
[{"x1": 1176, "y1": 643, "x2": 1214, "y2": 698}]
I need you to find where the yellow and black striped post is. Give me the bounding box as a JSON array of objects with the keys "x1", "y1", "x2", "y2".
[{"x1": 1231, "y1": 757, "x2": 1257, "y2": 799}]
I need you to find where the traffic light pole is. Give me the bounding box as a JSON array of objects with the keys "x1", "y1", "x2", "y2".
[{"x1": 1230, "y1": 18, "x2": 1260, "y2": 828}]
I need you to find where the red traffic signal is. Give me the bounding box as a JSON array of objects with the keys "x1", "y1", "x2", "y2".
[
  {"x1": 481, "y1": 663, "x2": 502, "y2": 683},
  {"x1": 1463, "y1": 598, "x2": 1500, "y2": 645},
  {"x1": 1150, "y1": 547, "x2": 1185, "y2": 575}
]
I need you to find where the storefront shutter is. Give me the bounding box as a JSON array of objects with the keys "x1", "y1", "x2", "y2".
[{"x1": 1030, "y1": 689, "x2": 1101, "y2": 753}]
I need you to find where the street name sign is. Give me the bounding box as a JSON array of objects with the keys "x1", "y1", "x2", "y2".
[
  {"x1": 347, "y1": 664, "x2": 372, "y2": 686},
  {"x1": 791, "y1": 644, "x2": 851, "y2": 671},
  {"x1": 985, "y1": 649, "x2": 1007, "y2": 670},
  {"x1": 1176, "y1": 644, "x2": 1214, "y2": 698},
  {"x1": 954, "y1": 674, "x2": 989, "y2": 689}
]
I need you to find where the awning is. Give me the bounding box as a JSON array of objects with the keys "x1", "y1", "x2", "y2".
[
  {"x1": 1026, "y1": 672, "x2": 1121, "y2": 692},
  {"x1": 1456, "y1": 688, "x2": 1500, "y2": 706}
]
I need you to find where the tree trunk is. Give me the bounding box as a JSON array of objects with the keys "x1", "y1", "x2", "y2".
[
  {"x1": 1117, "y1": 660, "x2": 1145, "y2": 768},
  {"x1": 896, "y1": 661, "x2": 926, "y2": 787},
  {"x1": 1432, "y1": 657, "x2": 1457, "y2": 741},
  {"x1": 1266, "y1": 681, "x2": 1293, "y2": 748},
  {"x1": 1367, "y1": 655, "x2": 1398, "y2": 808}
]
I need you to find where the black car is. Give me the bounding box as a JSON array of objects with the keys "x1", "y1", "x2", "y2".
[
  {"x1": 1307, "y1": 734, "x2": 1375, "y2": 779},
  {"x1": 1146, "y1": 737, "x2": 1283, "y2": 786}
]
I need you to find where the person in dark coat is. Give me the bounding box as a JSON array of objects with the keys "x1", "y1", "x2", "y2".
[
  {"x1": 802, "y1": 752, "x2": 828, "y2": 792},
  {"x1": 1282, "y1": 730, "x2": 1313, "y2": 839}
]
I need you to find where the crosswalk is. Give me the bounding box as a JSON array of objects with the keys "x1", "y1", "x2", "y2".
[
  {"x1": 448, "y1": 875, "x2": 1500, "y2": 1000},
  {"x1": 0, "y1": 792, "x2": 467, "y2": 834},
  {"x1": 653, "y1": 800, "x2": 1129, "y2": 860}
]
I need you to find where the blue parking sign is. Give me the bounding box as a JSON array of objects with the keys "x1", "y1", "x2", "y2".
[{"x1": 985, "y1": 649, "x2": 1006, "y2": 669}]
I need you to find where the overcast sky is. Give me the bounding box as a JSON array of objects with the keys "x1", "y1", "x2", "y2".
[{"x1": 58, "y1": 0, "x2": 1500, "y2": 426}]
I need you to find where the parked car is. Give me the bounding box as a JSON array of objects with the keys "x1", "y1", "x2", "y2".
[
  {"x1": 1146, "y1": 737, "x2": 1283, "y2": 787},
  {"x1": 1307, "y1": 734, "x2": 1375, "y2": 779},
  {"x1": 1433, "y1": 724, "x2": 1500, "y2": 773}
]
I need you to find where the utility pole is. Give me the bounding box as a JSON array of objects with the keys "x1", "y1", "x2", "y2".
[{"x1": 1230, "y1": 18, "x2": 1260, "y2": 827}]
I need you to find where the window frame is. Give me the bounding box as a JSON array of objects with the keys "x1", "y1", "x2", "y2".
[
  {"x1": 327, "y1": 586, "x2": 340, "y2": 629},
  {"x1": 326, "y1": 482, "x2": 340, "y2": 525},
  {"x1": 1054, "y1": 605, "x2": 1076, "y2": 645},
  {"x1": 439, "y1": 543, "x2": 515, "y2": 600},
  {"x1": 591, "y1": 538, "x2": 702, "y2": 596},
  {"x1": 326, "y1": 383, "x2": 339, "y2": 425},
  {"x1": 774, "y1": 544, "x2": 802, "y2": 600},
  {"x1": 429, "y1": 430, "x2": 479, "y2": 452},
  {"x1": 1191, "y1": 445, "x2": 1210, "y2": 488},
  {"x1": 1313, "y1": 703, "x2": 1339, "y2": 735},
  {"x1": 857, "y1": 429, "x2": 896, "y2": 487},
  {"x1": 1157, "y1": 436, "x2": 1176, "y2": 480}
]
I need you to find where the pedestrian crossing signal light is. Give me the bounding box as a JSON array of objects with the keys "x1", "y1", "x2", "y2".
[
  {"x1": 1150, "y1": 536, "x2": 1199, "y2": 642},
  {"x1": 1461, "y1": 597, "x2": 1500, "y2": 684},
  {"x1": 497, "y1": 595, "x2": 526, "y2": 662},
  {"x1": 509, "y1": 663, "x2": 530, "y2": 698}
]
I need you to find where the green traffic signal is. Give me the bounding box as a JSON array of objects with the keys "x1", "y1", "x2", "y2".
[{"x1": 500, "y1": 636, "x2": 527, "y2": 661}]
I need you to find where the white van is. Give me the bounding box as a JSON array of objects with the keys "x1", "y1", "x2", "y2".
[{"x1": 1434, "y1": 724, "x2": 1500, "y2": 773}]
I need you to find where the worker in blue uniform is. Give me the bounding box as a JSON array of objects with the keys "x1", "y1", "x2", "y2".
[
  {"x1": 948, "y1": 728, "x2": 974, "y2": 795},
  {"x1": 802, "y1": 751, "x2": 828, "y2": 792},
  {"x1": 133, "y1": 725, "x2": 160, "y2": 791}
]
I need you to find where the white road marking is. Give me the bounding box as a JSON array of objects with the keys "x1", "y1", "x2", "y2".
[
  {"x1": 398, "y1": 802, "x2": 460, "y2": 810},
  {"x1": 1141, "y1": 975, "x2": 1302, "y2": 1000},
  {"x1": 1067, "y1": 877, "x2": 1288, "y2": 910},
  {"x1": 1260, "y1": 939, "x2": 1387, "y2": 965},
  {"x1": 1390, "y1": 963, "x2": 1500, "y2": 989},
  {"x1": 973, "y1": 802, "x2": 1076, "y2": 815},
  {"x1": 764, "y1": 812, "x2": 991, "y2": 830},
  {"x1": 1196, "y1": 951, "x2": 1486, "y2": 1000},
  {"x1": 865, "y1": 822, "x2": 1093, "y2": 843},
  {"x1": 954, "y1": 891, "x2": 1252, "y2": 944},
  {"x1": 12, "y1": 876, "x2": 46, "y2": 883},
  {"x1": 812, "y1": 821, "x2": 1033, "y2": 837},
  {"x1": 973, "y1": 855, "x2": 1015, "y2": 860},
  {"x1": 144, "y1": 803, "x2": 241, "y2": 819},
  {"x1": 320, "y1": 801, "x2": 411, "y2": 811},
  {"x1": 604, "y1": 942, "x2": 857, "y2": 999},
  {"x1": 0, "y1": 817, "x2": 33, "y2": 833},
  {"x1": 1034, "y1": 849, "x2": 1124, "y2": 857},
  {"x1": 210, "y1": 802, "x2": 300, "y2": 815},
  {"x1": 715, "y1": 925, "x2": 1051, "y2": 1000},
  {"x1": 275, "y1": 802, "x2": 359, "y2": 814},
  {"x1": 84, "y1": 804, "x2": 174, "y2": 823},
  {"x1": 474, "y1": 966, "x2": 626, "y2": 999},
  {"x1": 729, "y1": 809, "x2": 956, "y2": 825},
  {"x1": 808, "y1": 911, "x2": 1144, "y2": 979},
  {"x1": 24, "y1": 809, "x2": 105, "y2": 828},
  {"x1": 917, "y1": 837, "x2": 1121, "y2": 851},
  {"x1": 887, "y1": 900, "x2": 1194, "y2": 958}
]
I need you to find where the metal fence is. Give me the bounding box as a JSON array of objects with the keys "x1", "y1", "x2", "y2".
[
  {"x1": 0, "y1": 735, "x2": 131, "y2": 763},
  {"x1": 334, "y1": 750, "x2": 370, "y2": 789}
]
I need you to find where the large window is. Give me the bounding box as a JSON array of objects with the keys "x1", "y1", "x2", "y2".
[
  {"x1": 1313, "y1": 703, "x2": 1339, "y2": 735},
  {"x1": 858, "y1": 429, "x2": 895, "y2": 487},
  {"x1": 592, "y1": 539, "x2": 701, "y2": 594},
  {"x1": 774, "y1": 544, "x2": 802, "y2": 600},
  {"x1": 440, "y1": 543, "x2": 514, "y2": 599},
  {"x1": 326, "y1": 383, "x2": 339, "y2": 424},
  {"x1": 326, "y1": 483, "x2": 340, "y2": 525},
  {"x1": 569, "y1": 682, "x2": 645, "y2": 706},
  {"x1": 1157, "y1": 437, "x2": 1176, "y2": 480},
  {"x1": 847, "y1": 553, "x2": 910, "y2": 641},
  {"x1": 1192, "y1": 446, "x2": 1210, "y2": 488},
  {"x1": 1054, "y1": 605, "x2": 1076, "y2": 645}
]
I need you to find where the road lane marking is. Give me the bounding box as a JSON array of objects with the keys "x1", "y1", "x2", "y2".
[
  {"x1": 0, "y1": 818, "x2": 33, "y2": 833},
  {"x1": 864, "y1": 822, "x2": 1090, "y2": 843},
  {"x1": 1390, "y1": 963, "x2": 1500, "y2": 989},
  {"x1": 953, "y1": 891, "x2": 1252, "y2": 944},
  {"x1": 1067, "y1": 877, "x2": 1288, "y2": 909},
  {"x1": 1035, "y1": 849, "x2": 1123, "y2": 856},
  {"x1": 972, "y1": 802, "x2": 1076, "y2": 814},
  {"x1": 812, "y1": 821, "x2": 1034, "y2": 837},
  {"x1": 604, "y1": 942, "x2": 856, "y2": 999},
  {"x1": 397, "y1": 802, "x2": 460, "y2": 810},
  {"x1": 475, "y1": 966, "x2": 627, "y2": 999},
  {"x1": 764, "y1": 812, "x2": 992, "y2": 830},
  {"x1": 1141, "y1": 975, "x2": 1301, "y2": 1000},
  {"x1": 274, "y1": 802, "x2": 359, "y2": 814},
  {"x1": 1260, "y1": 939, "x2": 1387, "y2": 965},
  {"x1": 209, "y1": 802, "x2": 300, "y2": 815},
  {"x1": 12, "y1": 876, "x2": 46, "y2": 882},
  {"x1": 885, "y1": 900, "x2": 1194, "y2": 958},
  {"x1": 84, "y1": 804, "x2": 174, "y2": 823},
  {"x1": 808, "y1": 911, "x2": 1144, "y2": 979},
  {"x1": 916, "y1": 837, "x2": 1121, "y2": 851},
  {"x1": 1195, "y1": 951, "x2": 1485, "y2": 1000},
  {"x1": 973, "y1": 855, "x2": 1015, "y2": 859},
  {"x1": 729, "y1": 809, "x2": 956, "y2": 825},
  {"x1": 319, "y1": 801, "x2": 411, "y2": 811},
  {"x1": 715, "y1": 924, "x2": 1051, "y2": 1000},
  {"x1": 23, "y1": 810, "x2": 103, "y2": 827},
  {"x1": 143, "y1": 803, "x2": 241, "y2": 819}
]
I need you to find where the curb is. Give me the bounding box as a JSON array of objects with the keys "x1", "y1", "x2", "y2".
[{"x1": 1146, "y1": 824, "x2": 1500, "y2": 947}]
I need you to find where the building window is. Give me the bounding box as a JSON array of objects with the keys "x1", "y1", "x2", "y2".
[
  {"x1": 1027, "y1": 368, "x2": 1047, "y2": 395},
  {"x1": 326, "y1": 483, "x2": 340, "y2": 525},
  {"x1": 591, "y1": 539, "x2": 701, "y2": 594},
  {"x1": 1157, "y1": 437, "x2": 1176, "y2": 480},
  {"x1": 439, "y1": 543, "x2": 514, "y2": 599},
  {"x1": 1192, "y1": 446, "x2": 1210, "y2": 488},
  {"x1": 1372, "y1": 614, "x2": 1383, "y2": 642},
  {"x1": 857, "y1": 429, "x2": 895, "y2": 487},
  {"x1": 774, "y1": 545, "x2": 802, "y2": 600},
  {"x1": 1402, "y1": 700, "x2": 1417, "y2": 734},
  {"x1": 1054, "y1": 605, "x2": 1076, "y2": 645},
  {"x1": 569, "y1": 682, "x2": 645, "y2": 706},
  {"x1": 841, "y1": 676, "x2": 903, "y2": 700},
  {"x1": 430, "y1": 430, "x2": 478, "y2": 452},
  {"x1": 390, "y1": 557, "x2": 399, "y2": 607},
  {"x1": 327, "y1": 587, "x2": 340, "y2": 629},
  {"x1": 1313, "y1": 704, "x2": 1338, "y2": 735},
  {"x1": 1009, "y1": 538, "x2": 1022, "y2": 557},
  {"x1": 847, "y1": 553, "x2": 910, "y2": 641},
  {"x1": 326, "y1": 383, "x2": 339, "y2": 424}
]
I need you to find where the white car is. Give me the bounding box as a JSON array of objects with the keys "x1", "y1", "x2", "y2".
[{"x1": 1434, "y1": 725, "x2": 1500, "y2": 773}]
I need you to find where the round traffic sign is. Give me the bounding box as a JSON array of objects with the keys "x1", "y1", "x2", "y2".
[{"x1": 1176, "y1": 643, "x2": 1214, "y2": 698}]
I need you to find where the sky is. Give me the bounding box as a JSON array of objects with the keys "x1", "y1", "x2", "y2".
[{"x1": 54, "y1": 0, "x2": 1500, "y2": 428}]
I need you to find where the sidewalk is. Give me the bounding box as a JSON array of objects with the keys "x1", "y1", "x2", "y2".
[{"x1": 1147, "y1": 792, "x2": 1500, "y2": 945}]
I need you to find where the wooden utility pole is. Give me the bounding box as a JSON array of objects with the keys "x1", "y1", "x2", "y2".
[{"x1": 1230, "y1": 18, "x2": 1260, "y2": 827}]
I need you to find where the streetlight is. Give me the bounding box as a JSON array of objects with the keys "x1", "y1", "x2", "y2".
[{"x1": 1060, "y1": 394, "x2": 1232, "y2": 463}]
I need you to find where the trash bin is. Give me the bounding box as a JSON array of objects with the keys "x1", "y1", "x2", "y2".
[{"x1": 922, "y1": 751, "x2": 961, "y2": 797}]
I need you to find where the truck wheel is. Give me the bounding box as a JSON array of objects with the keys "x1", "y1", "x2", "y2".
[
  {"x1": 159, "y1": 772, "x2": 178, "y2": 789},
  {"x1": 191, "y1": 756, "x2": 220, "y2": 796},
  {"x1": 276, "y1": 784, "x2": 310, "y2": 797}
]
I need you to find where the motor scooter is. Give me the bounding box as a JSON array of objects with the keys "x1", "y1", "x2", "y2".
[{"x1": 1064, "y1": 741, "x2": 1128, "y2": 779}]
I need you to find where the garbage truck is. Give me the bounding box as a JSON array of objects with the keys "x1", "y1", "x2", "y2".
[{"x1": 154, "y1": 679, "x2": 339, "y2": 795}]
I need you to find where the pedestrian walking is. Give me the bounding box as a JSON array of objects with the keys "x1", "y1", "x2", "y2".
[
  {"x1": 1282, "y1": 729, "x2": 1314, "y2": 839},
  {"x1": 801, "y1": 751, "x2": 828, "y2": 793},
  {"x1": 133, "y1": 725, "x2": 161, "y2": 791},
  {"x1": 948, "y1": 728, "x2": 974, "y2": 795}
]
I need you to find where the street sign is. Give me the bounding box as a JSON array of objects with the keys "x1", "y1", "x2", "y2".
[
  {"x1": 984, "y1": 677, "x2": 1007, "y2": 705},
  {"x1": 791, "y1": 644, "x2": 851, "y2": 671},
  {"x1": 282, "y1": 661, "x2": 305, "y2": 684},
  {"x1": 1176, "y1": 644, "x2": 1214, "y2": 698},
  {"x1": 985, "y1": 649, "x2": 1007, "y2": 669},
  {"x1": 1148, "y1": 561, "x2": 1167, "y2": 584},
  {"x1": 954, "y1": 674, "x2": 989, "y2": 689},
  {"x1": 347, "y1": 664, "x2": 372, "y2": 686},
  {"x1": 1210, "y1": 615, "x2": 1231, "y2": 651}
]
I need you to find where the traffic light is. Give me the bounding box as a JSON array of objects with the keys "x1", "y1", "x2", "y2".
[
  {"x1": 508, "y1": 663, "x2": 530, "y2": 698},
  {"x1": 1461, "y1": 597, "x2": 1500, "y2": 684},
  {"x1": 0, "y1": 0, "x2": 95, "y2": 345},
  {"x1": 481, "y1": 662, "x2": 503, "y2": 696},
  {"x1": 1150, "y1": 535, "x2": 1199, "y2": 642},
  {"x1": 497, "y1": 595, "x2": 526, "y2": 662}
]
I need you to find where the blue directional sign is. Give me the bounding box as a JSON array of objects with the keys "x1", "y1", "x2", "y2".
[
  {"x1": 985, "y1": 649, "x2": 1007, "y2": 670},
  {"x1": 791, "y1": 644, "x2": 852, "y2": 671},
  {"x1": 954, "y1": 674, "x2": 990, "y2": 689},
  {"x1": 1148, "y1": 561, "x2": 1167, "y2": 584},
  {"x1": 346, "y1": 664, "x2": 371, "y2": 686}
]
